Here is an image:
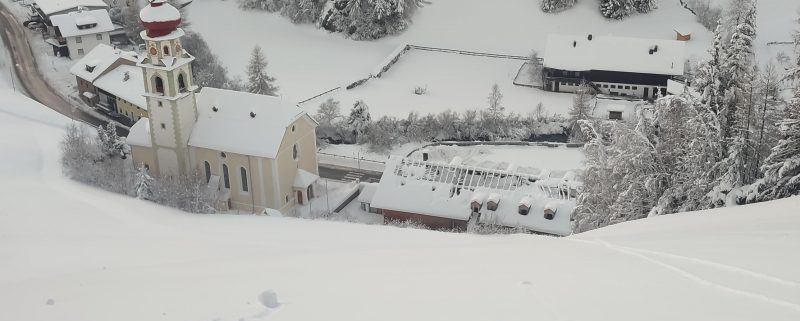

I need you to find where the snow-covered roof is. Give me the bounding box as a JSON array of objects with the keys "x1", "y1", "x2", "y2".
[
  {"x1": 370, "y1": 157, "x2": 574, "y2": 235},
  {"x1": 126, "y1": 118, "x2": 151, "y2": 147},
  {"x1": 544, "y1": 34, "x2": 685, "y2": 76},
  {"x1": 50, "y1": 9, "x2": 113, "y2": 37},
  {"x1": 293, "y1": 169, "x2": 319, "y2": 188},
  {"x1": 667, "y1": 79, "x2": 700, "y2": 98},
  {"x1": 69, "y1": 44, "x2": 138, "y2": 82},
  {"x1": 94, "y1": 65, "x2": 146, "y2": 108},
  {"x1": 34, "y1": 0, "x2": 108, "y2": 16},
  {"x1": 189, "y1": 87, "x2": 309, "y2": 159}
]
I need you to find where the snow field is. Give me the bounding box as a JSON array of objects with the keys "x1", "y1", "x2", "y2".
[{"x1": 1, "y1": 82, "x2": 800, "y2": 320}]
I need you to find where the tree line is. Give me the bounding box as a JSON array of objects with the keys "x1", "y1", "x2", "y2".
[
  {"x1": 238, "y1": 0, "x2": 424, "y2": 40},
  {"x1": 315, "y1": 84, "x2": 570, "y2": 152}
]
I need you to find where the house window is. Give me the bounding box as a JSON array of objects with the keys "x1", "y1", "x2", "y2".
[
  {"x1": 602, "y1": 84, "x2": 608, "y2": 88},
  {"x1": 204, "y1": 161, "x2": 211, "y2": 183},
  {"x1": 77, "y1": 48, "x2": 84, "y2": 55},
  {"x1": 632, "y1": 86, "x2": 638, "y2": 90},
  {"x1": 154, "y1": 76, "x2": 164, "y2": 95},
  {"x1": 96, "y1": 34, "x2": 102, "y2": 40},
  {"x1": 625, "y1": 86, "x2": 631, "y2": 89},
  {"x1": 292, "y1": 144, "x2": 299, "y2": 160},
  {"x1": 240, "y1": 167, "x2": 249, "y2": 192},
  {"x1": 75, "y1": 36, "x2": 82, "y2": 43},
  {"x1": 609, "y1": 111, "x2": 623, "y2": 120},
  {"x1": 222, "y1": 164, "x2": 230, "y2": 189},
  {"x1": 177, "y1": 73, "x2": 186, "y2": 92},
  {"x1": 610, "y1": 85, "x2": 616, "y2": 89},
  {"x1": 160, "y1": 123, "x2": 166, "y2": 129}
]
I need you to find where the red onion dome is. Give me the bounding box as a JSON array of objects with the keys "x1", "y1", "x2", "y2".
[{"x1": 140, "y1": 0, "x2": 182, "y2": 38}]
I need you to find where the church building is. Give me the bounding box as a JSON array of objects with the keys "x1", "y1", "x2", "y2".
[{"x1": 126, "y1": 0, "x2": 319, "y2": 214}]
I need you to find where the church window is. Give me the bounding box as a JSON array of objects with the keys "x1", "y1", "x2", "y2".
[
  {"x1": 222, "y1": 164, "x2": 230, "y2": 189},
  {"x1": 240, "y1": 167, "x2": 249, "y2": 192},
  {"x1": 160, "y1": 123, "x2": 165, "y2": 129},
  {"x1": 154, "y1": 76, "x2": 164, "y2": 95},
  {"x1": 163, "y1": 45, "x2": 170, "y2": 55},
  {"x1": 220, "y1": 152, "x2": 226, "y2": 158},
  {"x1": 204, "y1": 161, "x2": 211, "y2": 183},
  {"x1": 291, "y1": 125, "x2": 295, "y2": 132},
  {"x1": 178, "y1": 73, "x2": 186, "y2": 92},
  {"x1": 158, "y1": 101, "x2": 163, "y2": 107},
  {"x1": 292, "y1": 144, "x2": 299, "y2": 160}
]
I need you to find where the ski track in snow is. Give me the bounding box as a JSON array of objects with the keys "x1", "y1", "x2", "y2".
[{"x1": 575, "y1": 238, "x2": 800, "y2": 314}]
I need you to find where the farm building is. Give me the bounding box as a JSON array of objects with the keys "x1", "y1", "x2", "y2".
[
  {"x1": 542, "y1": 34, "x2": 686, "y2": 100},
  {"x1": 368, "y1": 156, "x2": 575, "y2": 235},
  {"x1": 48, "y1": 8, "x2": 114, "y2": 58}
]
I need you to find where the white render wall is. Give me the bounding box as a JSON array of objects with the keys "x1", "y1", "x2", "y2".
[{"x1": 67, "y1": 32, "x2": 110, "y2": 59}]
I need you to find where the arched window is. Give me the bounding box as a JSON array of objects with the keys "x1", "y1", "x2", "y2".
[
  {"x1": 292, "y1": 144, "x2": 299, "y2": 160},
  {"x1": 240, "y1": 167, "x2": 249, "y2": 192},
  {"x1": 163, "y1": 45, "x2": 170, "y2": 56},
  {"x1": 154, "y1": 76, "x2": 164, "y2": 95},
  {"x1": 222, "y1": 164, "x2": 230, "y2": 189},
  {"x1": 177, "y1": 73, "x2": 186, "y2": 92},
  {"x1": 204, "y1": 161, "x2": 211, "y2": 183}
]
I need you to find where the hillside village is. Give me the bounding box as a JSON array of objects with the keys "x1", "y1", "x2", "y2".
[{"x1": 1, "y1": 0, "x2": 799, "y2": 319}]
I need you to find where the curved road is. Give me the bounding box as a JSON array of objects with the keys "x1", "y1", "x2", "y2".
[{"x1": 0, "y1": 1, "x2": 128, "y2": 135}]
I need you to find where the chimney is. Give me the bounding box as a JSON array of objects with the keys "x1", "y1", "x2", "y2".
[
  {"x1": 573, "y1": 41, "x2": 576, "y2": 48},
  {"x1": 653, "y1": 45, "x2": 659, "y2": 52},
  {"x1": 588, "y1": 34, "x2": 593, "y2": 41},
  {"x1": 648, "y1": 48, "x2": 654, "y2": 55},
  {"x1": 250, "y1": 111, "x2": 257, "y2": 118},
  {"x1": 123, "y1": 71, "x2": 130, "y2": 81},
  {"x1": 212, "y1": 106, "x2": 218, "y2": 112}
]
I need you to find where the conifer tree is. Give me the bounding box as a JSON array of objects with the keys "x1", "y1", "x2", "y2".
[
  {"x1": 246, "y1": 46, "x2": 279, "y2": 96},
  {"x1": 600, "y1": 0, "x2": 635, "y2": 20}
]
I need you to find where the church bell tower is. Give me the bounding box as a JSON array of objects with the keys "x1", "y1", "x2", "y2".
[{"x1": 137, "y1": 0, "x2": 197, "y2": 176}]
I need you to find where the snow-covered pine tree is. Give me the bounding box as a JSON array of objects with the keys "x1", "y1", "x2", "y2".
[
  {"x1": 757, "y1": 94, "x2": 800, "y2": 200},
  {"x1": 246, "y1": 46, "x2": 279, "y2": 96},
  {"x1": 97, "y1": 123, "x2": 122, "y2": 158},
  {"x1": 568, "y1": 83, "x2": 593, "y2": 142},
  {"x1": 633, "y1": 0, "x2": 657, "y2": 13},
  {"x1": 182, "y1": 31, "x2": 234, "y2": 89},
  {"x1": 347, "y1": 100, "x2": 372, "y2": 143},
  {"x1": 540, "y1": 0, "x2": 577, "y2": 13},
  {"x1": 534, "y1": 102, "x2": 547, "y2": 122},
  {"x1": 600, "y1": 0, "x2": 634, "y2": 20},
  {"x1": 709, "y1": 0, "x2": 757, "y2": 205},
  {"x1": 134, "y1": 164, "x2": 154, "y2": 200},
  {"x1": 751, "y1": 63, "x2": 783, "y2": 179}
]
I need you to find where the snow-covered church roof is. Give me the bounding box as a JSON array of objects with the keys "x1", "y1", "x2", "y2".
[
  {"x1": 370, "y1": 156, "x2": 575, "y2": 236},
  {"x1": 189, "y1": 88, "x2": 310, "y2": 159},
  {"x1": 544, "y1": 34, "x2": 685, "y2": 76},
  {"x1": 127, "y1": 118, "x2": 151, "y2": 147}
]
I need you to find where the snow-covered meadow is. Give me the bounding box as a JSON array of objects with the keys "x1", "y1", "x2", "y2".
[{"x1": 2, "y1": 70, "x2": 800, "y2": 321}]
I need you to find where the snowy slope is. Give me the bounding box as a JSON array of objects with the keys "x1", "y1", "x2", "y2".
[{"x1": 1, "y1": 75, "x2": 800, "y2": 320}]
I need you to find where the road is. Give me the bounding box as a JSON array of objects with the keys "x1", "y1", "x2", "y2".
[
  {"x1": 319, "y1": 165, "x2": 382, "y2": 183},
  {"x1": 0, "y1": 1, "x2": 128, "y2": 135}
]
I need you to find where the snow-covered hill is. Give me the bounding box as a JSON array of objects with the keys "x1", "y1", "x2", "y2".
[{"x1": 1, "y1": 73, "x2": 799, "y2": 321}]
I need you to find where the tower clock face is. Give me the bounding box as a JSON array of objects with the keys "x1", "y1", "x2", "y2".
[
  {"x1": 149, "y1": 47, "x2": 157, "y2": 56},
  {"x1": 175, "y1": 43, "x2": 182, "y2": 53}
]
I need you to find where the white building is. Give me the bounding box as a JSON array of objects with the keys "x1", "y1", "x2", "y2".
[
  {"x1": 49, "y1": 9, "x2": 114, "y2": 58},
  {"x1": 542, "y1": 34, "x2": 686, "y2": 100}
]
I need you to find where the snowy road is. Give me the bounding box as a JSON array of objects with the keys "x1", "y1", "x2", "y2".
[{"x1": 0, "y1": 1, "x2": 128, "y2": 135}]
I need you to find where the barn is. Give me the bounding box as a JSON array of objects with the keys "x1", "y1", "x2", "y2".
[{"x1": 542, "y1": 34, "x2": 686, "y2": 100}]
